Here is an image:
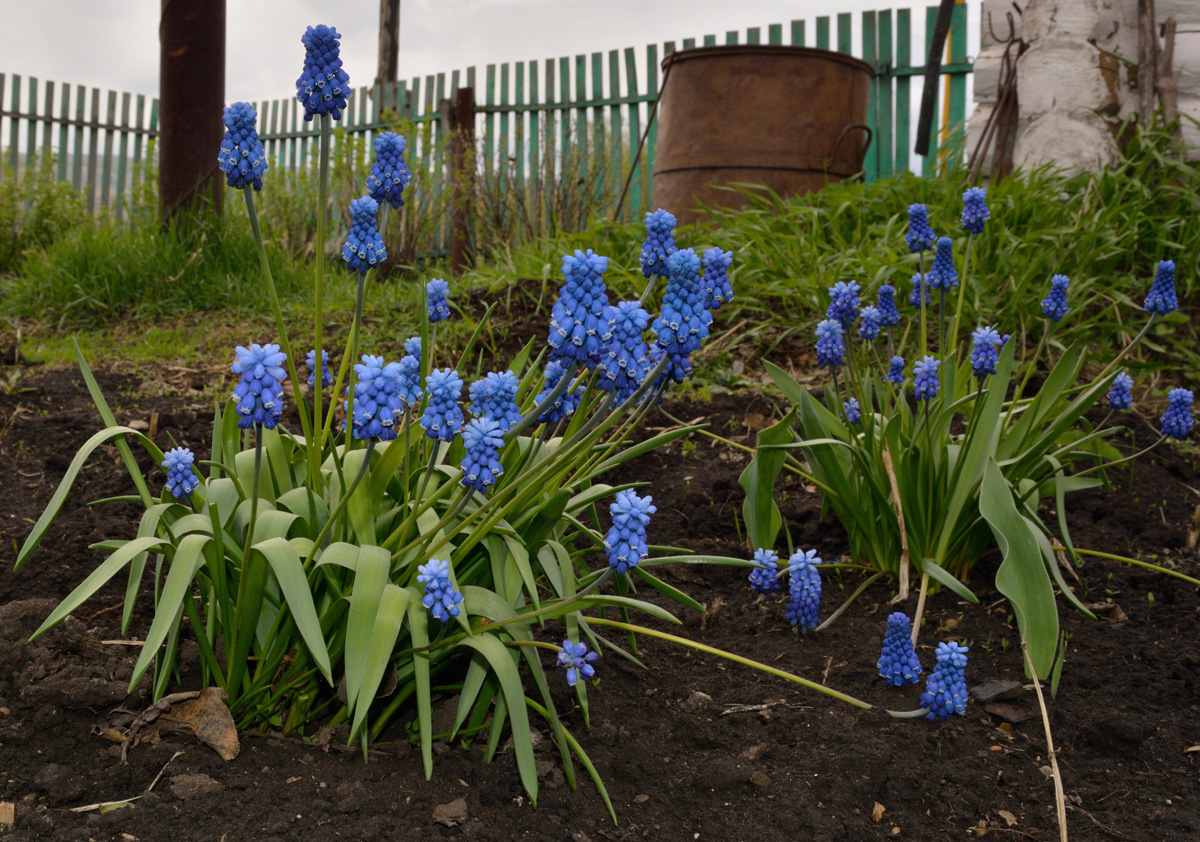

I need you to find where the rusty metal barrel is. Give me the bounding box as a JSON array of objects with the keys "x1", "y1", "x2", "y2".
[{"x1": 652, "y1": 46, "x2": 873, "y2": 225}]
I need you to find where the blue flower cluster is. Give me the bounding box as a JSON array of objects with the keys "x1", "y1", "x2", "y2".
[
  {"x1": 461, "y1": 417, "x2": 505, "y2": 493},
  {"x1": 1106, "y1": 372, "x2": 1133, "y2": 410},
  {"x1": 217, "y1": 102, "x2": 268, "y2": 191},
  {"x1": 815, "y1": 319, "x2": 845, "y2": 369},
  {"x1": 877, "y1": 284, "x2": 901, "y2": 328},
  {"x1": 920, "y1": 641, "x2": 969, "y2": 720},
  {"x1": 365, "y1": 131, "x2": 410, "y2": 209},
  {"x1": 558, "y1": 640, "x2": 599, "y2": 687},
  {"x1": 405, "y1": 336, "x2": 422, "y2": 361},
  {"x1": 747, "y1": 548, "x2": 781, "y2": 594},
  {"x1": 598, "y1": 301, "x2": 651, "y2": 403},
  {"x1": 421, "y1": 368, "x2": 464, "y2": 442},
  {"x1": 640, "y1": 209, "x2": 677, "y2": 278},
  {"x1": 535, "y1": 360, "x2": 584, "y2": 424},
  {"x1": 653, "y1": 249, "x2": 713, "y2": 384},
  {"x1": 877, "y1": 612, "x2": 922, "y2": 686},
  {"x1": 886, "y1": 355, "x2": 906, "y2": 384},
  {"x1": 927, "y1": 237, "x2": 958, "y2": 291},
  {"x1": 605, "y1": 490, "x2": 655, "y2": 574},
  {"x1": 396, "y1": 353, "x2": 422, "y2": 406},
  {"x1": 162, "y1": 447, "x2": 199, "y2": 502},
  {"x1": 785, "y1": 549, "x2": 822, "y2": 632},
  {"x1": 1144, "y1": 260, "x2": 1178, "y2": 316},
  {"x1": 913, "y1": 355, "x2": 941, "y2": 401},
  {"x1": 906, "y1": 203, "x2": 936, "y2": 253},
  {"x1": 844, "y1": 397, "x2": 861, "y2": 425},
  {"x1": 970, "y1": 325, "x2": 1001, "y2": 379},
  {"x1": 1161, "y1": 388, "x2": 1195, "y2": 440},
  {"x1": 348, "y1": 355, "x2": 407, "y2": 440},
  {"x1": 826, "y1": 281, "x2": 861, "y2": 328},
  {"x1": 306, "y1": 348, "x2": 333, "y2": 388},
  {"x1": 550, "y1": 249, "x2": 614, "y2": 368},
  {"x1": 231, "y1": 343, "x2": 287, "y2": 429},
  {"x1": 342, "y1": 196, "x2": 386, "y2": 275},
  {"x1": 469, "y1": 371, "x2": 522, "y2": 431},
  {"x1": 427, "y1": 279, "x2": 451, "y2": 323},
  {"x1": 417, "y1": 559, "x2": 464, "y2": 623},
  {"x1": 858, "y1": 305, "x2": 882, "y2": 342},
  {"x1": 296, "y1": 25, "x2": 351, "y2": 121},
  {"x1": 1041, "y1": 274, "x2": 1070, "y2": 322},
  {"x1": 702, "y1": 248, "x2": 734, "y2": 310},
  {"x1": 960, "y1": 187, "x2": 989, "y2": 234},
  {"x1": 908, "y1": 273, "x2": 931, "y2": 309}
]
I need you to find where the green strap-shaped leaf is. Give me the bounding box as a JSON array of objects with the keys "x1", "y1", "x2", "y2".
[
  {"x1": 343, "y1": 447, "x2": 377, "y2": 545},
  {"x1": 315, "y1": 541, "x2": 363, "y2": 571},
  {"x1": 452, "y1": 654, "x2": 494, "y2": 738},
  {"x1": 203, "y1": 478, "x2": 241, "y2": 528},
  {"x1": 582, "y1": 425, "x2": 703, "y2": 481},
  {"x1": 738, "y1": 406, "x2": 797, "y2": 551},
  {"x1": 406, "y1": 586, "x2": 434, "y2": 778},
  {"x1": 918, "y1": 558, "x2": 979, "y2": 603},
  {"x1": 349, "y1": 583, "x2": 411, "y2": 739},
  {"x1": 251, "y1": 537, "x2": 334, "y2": 684},
  {"x1": 130, "y1": 534, "x2": 211, "y2": 691},
  {"x1": 344, "y1": 545, "x2": 391, "y2": 711},
  {"x1": 123, "y1": 505, "x2": 177, "y2": 634}
]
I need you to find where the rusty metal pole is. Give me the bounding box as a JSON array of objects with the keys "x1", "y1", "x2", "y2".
[
  {"x1": 159, "y1": 0, "x2": 226, "y2": 224},
  {"x1": 449, "y1": 86, "x2": 475, "y2": 274}
]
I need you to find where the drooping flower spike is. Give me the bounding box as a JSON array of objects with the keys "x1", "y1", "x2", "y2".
[
  {"x1": 970, "y1": 325, "x2": 1002, "y2": 379},
  {"x1": 231, "y1": 343, "x2": 287, "y2": 430},
  {"x1": 306, "y1": 349, "x2": 333, "y2": 388},
  {"x1": 1144, "y1": 260, "x2": 1178, "y2": 316},
  {"x1": 558, "y1": 640, "x2": 599, "y2": 687},
  {"x1": 365, "y1": 131, "x2": 411, "y2": 209},
  {"x1": 876, "y1": 284, "x2": 901, "y2": 328},
  {"x1": 702, "y1": 248, "x2": 734, "y2": 310},
  {"x1": 1161, "y1": 388, "x2": 1195, "y2": 440},
  {"x1": 653, "y1": 248, "x2": 712, "y2": 384},
  {"x1": 536, "y1": 360, "x2": 584, "y2": 424},
  {"x1": 550, "y1": 249, "x2": 614, "y2": 369},
  {"x1": 960, "y1": 187, "x2": 989, "y2": 234},
  {"x1": 906, "y1": 203, "x2": 936, "y2": 253},
  {"x1": 877, "y1": 612, "x2": 922, "y2": 686},
  {"x1": 1041, "y1": 274, "x2": 1070, "y2": 322},
  {"x1": 605, "y1": 490, "x2": 655, "y2": 574},
  {"x1": 926, "y1": 237, "x2": 958, "y2": 292},
  {"x1": 162, "y1": 447, "x2": 199, "y2": 502},
  {"x1": 217, "y1": 102, "x2": 268, "y2": 191},
  {"x1": 913, "y1": 355, "x2": 941, "y2": 401},
  {"x1": 920, "y1": 641, "x2": 969, "y2": 720},
  {"x1": 826, "y1": 280, "x2": 861, "y2": 329},
  {"x1": 461, "y1": 417, "x2": 505, "y2": 493},
  {"x1": 785, "y1": 549, "x2": 822, "y2": 632},
  {"x1": 748, "y1": 548, "x2": 781, "y2": 594},
  {"x1": 844, "y1": 398, "x2": 861, "y2": 425},
  {"x1": 1106, "y1": 372, "x2": 1133, "y2": 411},
  {"x1": 815, "y1": 319, "x2": 845, "y2": 369},
  {"x1": 886, "y1": 355, "x2": 906, "y2": 385},
  {"x1": 417, "y1": 559, "x2": 464, "y2": 623},
  {"x1": 427, "y1": 279, "x2": 451, "y2": 323},
  {"x1": 858, "y1": 305, "x2": 882, "y2": 342},
  {"x1": 420, "y1": 368, "x2": 465, "y2": 442},
  {"x1": 295, "y1": 24, "x2": 351, "y2": 121},
  {"x1": 640, "y1": 208, "x2": 677, "y2": 279},
  {"x1": 342, "y1": 196, "x2": 387, "y2": 275}
]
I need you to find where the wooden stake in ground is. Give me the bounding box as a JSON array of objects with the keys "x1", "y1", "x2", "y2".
[{"x1": 1022, "y1": 641, "x2": 1068, "y2": 842}]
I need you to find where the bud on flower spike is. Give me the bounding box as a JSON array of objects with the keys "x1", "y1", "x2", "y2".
[
  {"x1": 858, "y1": 305, "x2": 882, "y2": 342},
  {"x1": 960, "y1": 187, "x2": 989, "y2": 234},
  {"x1": 1106, "y1": 372, "x2": 1133, "y2": 411},
  {"x1": 535, "y1": 360, "x2": 584, "y2": 424},
  {"x1": 785, "y1": 549, "x2": 822, "y2": 632},
  {"x1": 926, "y1": 237, "x2": 958, "y2": 291},
  {"x1": 296, "y1": 25, "x2": 351, "y2": 122},
  {"x1": 876, "y1": 284, "x2": 901, "y2": 328},
  {"x1": 906, "y1": 204, "x2": 936, "y2": 253},
  {"x1": 653, "y1": 248, "x2": 713, "y2": 384},
  {"x1": 1041, "y1": 274, "x2": 1070, "y2": 322},
  {"x1": 365, "y1": 131, "x2": 410, "y2": 209},
  {"x1": 342, "y1": 196, "x2": 386, "y2": 275},
  {"x1": 558, "y1": 640, "x2": 598, "y2": 687},
  {"x1": 306, "y1": 349, "x2": 333, "y2": 388},
  {"x1": 217, "y1": 102, "x2": 267, "y2": 191},
  {"x1": 427, "y1": 279, "x2": 451, "y2": 323},
  {"x1": 702, "y1": 248, "x2": 734, "y2": 310},
  {"x1": 877, "y1": 612, "x2": 922, "y2": 686},
  {"x1": 844, "y1": 398, "x2": 861, "y2": 425},
  {"x1": 640, "y1": 208, "x2": 677, "y2": 279},
  {"x1": 605, "y1": 490, "x2": 655, "y2": 574},
  {"x1": 598, "y1": 301, "x2": 652, "y2": 404},
  {"x1": 920, "y1": 641, "x2": 969, "y2": 720},
  {"x1": 162, "y1": 447, "x2": 199, "y2": 502},
  {"x1": 1161, "y1": 389, "x2": 1194, "y2": 440},
  {"x1": 1144, "y1": 260, "x2": 1178, "y2": 316},
  {"x1": 886, "y1": 355, "x2": 906, "y2": 385},
  {"x1": 747, "y1": 548, "x2": 781, "y2": 594},
  {"x1": 348, "y1": 354, "x2": 406, "y2": 440}
]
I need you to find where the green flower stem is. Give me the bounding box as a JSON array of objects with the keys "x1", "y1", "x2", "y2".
[
  {"x1": 502, "y1": 640, "x2": 563, "y2": 652},
  {"x1": 405, "y1": 491, "x2": 473, "y2": 564},
  {"x1": 228, "y1": 425, "x2": 265, "y2": 695},
  {"x1": 910, "y1": 569, "x2": 930, "y2": 646},
  {"x1": 950, "y1": 231, "x2": 975, "y2": 353},
  {"x1": 313, "y1": 114, "x2": 332, "y2": 452},
  {"x1": 506, "y1": 359, "x2": 578, "y2": 441},
  {"x1": 918, "y1": 249, "x2": 928, "y2": 356},
  {"x1": 1069, "y1": 436, "x2": 1164, "y2": 480},
  {"x1": 1052, "y1": 546, "x2": 1200, "y2": 588},
  {"x1": 814, "y1": 571, "x2": 885, "y2": 632},
  {"x1": 301, "y1": 439, "x2": 376, "y2": 570},
  {"x1": 1095, "y1": 314, "x2": 1157, "y2": 382},
  {"x1": 414, "y1": 438, "x2": 443, "y2": 512},
  {"x1": 344, "y1": 269, "x2": 370, "y2": 448}
]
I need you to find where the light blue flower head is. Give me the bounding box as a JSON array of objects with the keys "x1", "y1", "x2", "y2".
[
  {"x1": 305, "y1": 349, "x2": 333, "y2": 388},
  {"x1": 598, "y1": 300, "x2": 651, "y2": 404},
  {"x1": 231, "y1": 343, "x2": 287, "y2": 429},
  {"x1": 461, "y1": 417, "x2": 505, "y2": 493},
  {"x1": 1041, "y1": 274, "x2": 1070, "y2": 322},
  {"x1": 348, "y1": 354, "x2": 405, "y2": 440},
  {"x1": 427, "y1": 278, "x2": 451, "y2": 323},
  {"x1": 1106, "y1": 371, "x2": 1133, "y2": 411},
  {"x1": 605, "y1": 490, "x2": 655, "y2": 574},
  {"x1": 417, "y1": 558, "x2": 463, "y2": 623},
  {"x1": 886, "y1": 355, "x2": 905, "y2": 385},
  {"x1": 558, "y1": 639, "x2": 599, "y2": 686},
  {"x1": 961, "y1": 187, "x2": 989, "y2": 234},
  {"x1": 536, "y1": 360, "x2": 585, "y2": 424},
  {"x1": 876, "y1": 284, "x2": 901, "y2": 327},
  {"x1": 908, "y1": 273, "x2": 931, "y2": 309},
  {"x1": 296, "y1": 24, "x2": 351, "y2": 122},
  {"x1": 217, "y1": 102, "x2": 268, "y2": 191},
  {"x1": 342, "y1": 196, "x2": 386, "y2": 275},
  {"x1": 970, "y1": 325, "x2": 1002, "y2": 379},
  {"x1": 420, "y1": 368, "x2": 464, "y2": 442},
  {"x1": 858, "y1": 305, "x2": 882, "y2": 342},
  {"x1": 826, "y1": 280, "x2": 861, "y2": 328},
  {"x1": 162, "y1": 447, "x2": 199, "y2": 502},
  {"x1": 926, "y1": 237, "x2": 958, "y2": 291},
  {"x1": 702, "y1": 247, "x2": 734, "y2": 310},
  {"x1": 748, "y1": 548, "x2": 781, "y2": 594},
  {"x1": 843, "y1": 397, "x2": 861, "y2": 425},
  {"x1": 815, "y1": 319, "x2": 845, "y2": 369},
  {"x1": 913, "y1": 355, "x2": 941, "y2": 401},
  {"x1": 920, "y1": 641, "x2": 969, "y2": 720},
  {"x1": 468, "y1": 371, "x2": 522, "y2": 432},
  {"x1": 785, "y1": 549, "x2": 821, "y2": 632}
]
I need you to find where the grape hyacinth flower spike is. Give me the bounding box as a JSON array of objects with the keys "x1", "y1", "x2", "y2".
[
  {"x1": 598, "y1": 300, "x2": 652, "y2": 404},
  {"x1": 960, "y1": 187, "x2": 989, "y2": 234},
  {"x1": 1106, "y1": 372, "x2": 1133, "y2": 411},
  {"x1": 639, "y1": 208, "x2": 677, "y2": 279},
  {"x1": 815, "y1": 319, "x2": 845, "y2": 369},
  {"x1": 231, "y1": 343, "x2": 287, "y2": 429},
  {"x1": 876, "y1": 284, "x2": 901, "y2": 328},
  {"x1": 747, "y1": 548, "x2": 781, "y2": 594},
  {"x1": 162, "y1": 447, "x2": 199, "y2": 502},
  {"x1": 558, "y1": 640, "x2": 599, "y2": 687},
  {"x1": 926, "y1": 237, "x2": 958, "y2": 292},
  {"x1": 349, "y1": 355, "x2": 405, "y2": 440},
  {"x1": 1161, "y1": 389, "x2": 1195, "y2": 440},
  {"x1": 826, "y1": 280, "x2": 861, "y2": 329},
  {"x1": 877, "y1": 612, "x2": 922, "y2": 686},
  {"x1": 417, "y1": 559, "x2": 464, "y2": 623},
  {"x1": 535, "y1": 360, "x2": 584, "y2": 424},
  {"x1": 886, "y1": 355, "x2": 906, "y2": 385},
  {"x1": 652, "y1": 248, "x2": 712, "y2": 384},
  {"x1": 306, "y1": 349, "x2": 333, "y2": 388},
  {"x1": 605, "y1": 490, "x2": 655, "y2": 574},
  {"x1": 858, "y1": 305, "x2": 882, "y2": 342},
  {"x1": 843, "y1": 397, "x2": 861, "y2": 425},
  {"x1": 404, "y1": 336, "x2": 422, "y2": 360},
  {"x1": 970, "y1": 325, "x2": 1002, "y2": 379},
  {"x1": 216, "y1": 102, "x2": 268, "y2": 191},
  {"x1": 785, "y1": 549, "x2": 822, "y2": 632},
  {"x1": 342, "y1": 196, "x2": 386, "y2": 275},
  {"x1": 296, "y1": 24, "x2": 351, "y2": 121},
  {"x1": 468, "y1": 371, "x2": 522, "y2": 431},
  {"x1": 461, "y1": 417, "x2": 505, "y2": 493},
  {"x1": 1041, "y1": 274, "x2": 1070, "y2": 322},
  {"x1": 550, "y1": 249, "x2": 615, "y2": 369},
  {"x1": 908, "y1": 274, "x2": 931, "y2": 309},
  {"x1": 420, "y1": 368, "x2": 464, "y2": 442},
  {"x1": 427, "y1": 278, "x2": 451, "y2": 323},
  {"x1": 1144, "y1": 260, "x2": 1179, "y2": 316},
  {"x1": 906, "y1": 203, "x2": 936, "y2": 253},
  {"x1": 365, "y1": 131, "x2": 410, "y2": 209},
  {"x1": 920, "y1": 641, "x2": 969, "y2": 720},
  {"x1": 913, "y1": 355, "x2": 941, "y2": 401},
  {"x1": 702, "y1": 247, "x2": 734, "y2": 310}
]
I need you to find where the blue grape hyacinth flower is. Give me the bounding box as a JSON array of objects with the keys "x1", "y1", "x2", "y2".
[
  {"x1": 417, "y1": 559, "x2": 464, "y2": 623},
  {"x1": 162, "y1": 447, "x2": 199, "y2": 502},
  {"x1": 468, "y1": 370, "x2": 522, "y2": 431},
  {"x1": 558, "y1": 640, "x2": 599, "y2": 687},
  {"x1": 886, "y1": 355, "x2": 906, "y2": 385},
  {"x1": 427, "y1": 278, "x2": 451, "y2": 323},
  {"x1": 306, "y1": 348, "x2": 333, "y2": 388},
  {"x1": 231, "y1": 343, "x2": 287, "y2": 429},
  {"x1": 913, "y1": 355, "x2": 941, "y2": 401},
  {"x1": 877, "y1": 284, "x2": 901, "y2": 328},
  {"x1": 920, "y1": 641, "x2": 969, "y2": 720},
  {"x1": 1106, "y1": 372, "x2": 1133, "y2": 411},
  {"x1": 815, "y1": 319, "x2": 845, "y2": 369},
  {"x1": 961, "y1": 187, "x2": 989, "y2": 234},
  {"x1": 461, "y1": 417, "x2": 505, "y2": 493},
  {"x1": 1144, "y1": 260, "x2": 1179, "y2": 316},
  {"x1": 550, "y1": 249, "x2": 615, "y2": 369},
  {"x1": 843, "y1": 397, "x2": 861, "y2": 425},
  {"x1": 640, "y1": 208, "x2": 677, "y2": 279},
  {"x1": 217, "y1": 102, "x2": 268, "y2": 191},
  {"x1": 908, "y1": 273, "x2": 931, "y2": 309},
  {"x1": 605, "y1": 490, "x2": 655, "y2": 575},
  {"x1": 535, "y1": 360, "x2": 584, "y2": 424},
  {"x1": 397, "y1": 354, "x2": 422, "y2": 406},
  {"x1": 349, "y1": 354, "x2": 406, "y2": 440},
  {"x1": 342, "y1": 196, "x2": 386, "y2": 275},
  {"x1": 404, "y1": 336, "x2": 422, "y2": 360},
  {"x1": 1161, "y1": 388, "x2": 1195, "y2": 440},
  {"x1": 858, "y1": 305, "x2": 882, "y2": 342},
  {"x1": 906, "y1": 203, "x2": 936, "y2": 253},
  {"x1": 785, "y1": 549, "x2": 822, "y2": 632},
  {"x1": 877, "y1": 612, "x2": 922, "y2": 686},
  {"x1": 296, "y1": 24, "x2": 351, "y2": 121},
  {"x1": 702, "y1": 247, "x2": 734, "y2": 310},
  {"x1": 970, "y1": 325, "x2": 1002, "y2": 379},
  {"x1": 926, "y1": 237, "x2": 958, "y2": 291},
  {"x1": 420, "y1": 368, "x2": 464, "y2": 442},
  {"x1": 748, "y1": 548, "x2": 781, "y2": 594},
  {"x1": 365, "y1": 131, "x2": 410, "y2": 209},
  {"x1": 826, "y1": 280, "x2": 861, "y2": 328},
  {"x1": 1041, "y1": 274, "x2": 1070, "y2": 321},
  {"x1": 598, "y1": 301, "x2": 651, "y2": 403},
  {"x1": 653, "y1": 248, "x2": 713, "y2": 384}
]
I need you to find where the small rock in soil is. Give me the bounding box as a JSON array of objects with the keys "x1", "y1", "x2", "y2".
[
  {"x1": 984, "y1": 702, "x2": 1030, "y2": 724},
  {"x1": 433, "y1": 796, "x2": 468, "y2": 827},
  {"x1": 33, "y1": 763, "x2": 85, "y2": 806},
  {"x1": 750, "y1": 771, "x2": 772, "y2": 787},
  {"x1": 970, "y1": 680, "x2": 1023, "y2": 703},
  {"x1": 678, "y1": 690, "x2": 713, "y2": 712},
  {"x1": 337, "y1": 795, "x2": 361, "y2": 813},
  {"x1": 169, "y1": 773, "x2": 225, "y2": 800}
]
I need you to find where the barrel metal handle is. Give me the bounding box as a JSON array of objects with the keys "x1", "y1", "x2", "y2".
[{"x1": 830, "y1": 123, "x2": 874, "y2": 173}]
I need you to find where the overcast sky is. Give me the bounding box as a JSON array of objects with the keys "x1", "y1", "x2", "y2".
[{"x1": 5, "y1": 0, "x2": 981, "y2": 103}]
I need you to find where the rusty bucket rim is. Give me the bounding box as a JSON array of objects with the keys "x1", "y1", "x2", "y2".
[{"x1": 660, "y1": 43, "x2": 874, "y2": 75}]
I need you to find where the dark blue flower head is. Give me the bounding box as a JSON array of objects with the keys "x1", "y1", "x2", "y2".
[
  {"x1": 605, "y1": 490, "x2": 655, "y2": 574},
  {"x1": 162, "y1": 447, "x2": 199, "y2": 502},
  {"x1": 231, "y1": 343, "x2": 287, "y2": 429},
  {"x1": 427, "y1": 279, "x2": 451, "y2": 323},
  {"x1": 217, "y1": 102, "x2": 268, "y2": 191},
  {"x1": 908, "y1": 273, "x2": 931, "y2": 309},
  {"x1": 598, "y1": 301, "x2": 651, "y2": 403},
  {"x1": 877, "y1": 612, "x2": 922, "y2": 686},
  {"x1": 815, "y1": 319, "x2": 845, "y2": 369},
  {"x1": 652, "y1": 248, "x2": 713, "y2": 384},
  {"x1": 404, "y1": 336, "x2": 422, "y2": 360},
  {"x1": 365, "y1": 131, "x2": 410, "y2": 209},
  {"x1": 550, "y1": 249, "x2": 615, "y2": 368},
  {"x1": 843, "y1": 397, "x2": 861, "y2": 425},
  {"x1": 961, "y1": 187, "x2": 989, "y2": 234},
  {"x1": 826, "y1": 280, "x2": 861, "y2": 328},
  {"x1": 536, "y1": 360, "x2": 584, "y2": 424},
  {"x1": 886, "y1": 355, "x2": 906, "y2": 385},
  {"x1": 926, "y1": 237, "x2": 958, "y2": 291},
  {"x1": 858, "y1": 305, "x2": 882, "y2": 342},
  {"x1": 1161, "y1": 388, "x2": 1195, "y2": 440},
  {"x1": 417, "y1": 559, "x2": 463, "y2": 623},
  {"x1": 420, "y1": 368, "x2": 464, "y2": 442},
  {"x1": 1106, "y1": 371, "x2": 1133, "y2": 411},
  {"x1": 906, "y1": 203, "x2": 936, "y2": 253},
  {"x1": 342, "y1": 196, "x2": 386, "y2": 275},
  {"x1": 1144, "y1": 260, "x2": 1178, "y2": 316},
  {"x1": 877, "y1": 284, "x2": 901, "y2": 328},
  {"x1": 558, "y1": 640, "x2": 598, "y2": 687},
  {"x1": 913, "y1": 355, "x2": 941, "y2": 401},
  {"x1": 920, "y1": 641, "x2": 969, "y2": 720},
  {"x1": 1041, "y1": 274, "x2": 1070, "y2": 322},
  {"x1": 970, "y1": 325, "x2": 1002, "y2": 379},
  {"x1": 468, "y1": 370, "x2": 522, "y2": 431},
  {"x1": 748, "y1": 548, "x2": 781, "y2": 594},
  {"x1": 306, "y1": 348, "x2": 333, "y2": 388},
  {"x1": 296, "y1": 25, "x2": 351, "y2": 122},
  {"x1": 461, "y1": 417, "x2": 505, "y2": 492},
  {"x1": 702, "y1": 248, "x2": 734, "y2": 310},
  {"x1": 640, "y1": 209, "x2": 677, "y2": 279},
  {"x1": 785, "y1": 549, "x2": 821, "y2": 632},
  {"x1": 348, "y1": 354, "x2": 405, "y2": 440}
]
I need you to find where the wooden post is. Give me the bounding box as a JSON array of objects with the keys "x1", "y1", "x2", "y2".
[
  {"x1": 449, "y1": 86, "x2": 475, "y2": 274},
  {"x1": 1137, "y1": 0, "x2": 1159, "y2": 126},
  {"x1": 1157, "y1": 17, "x2": 1181, "y2": 155},
  {"x1": 376, "y1": 0, "x2": 400, "y2": 90}
]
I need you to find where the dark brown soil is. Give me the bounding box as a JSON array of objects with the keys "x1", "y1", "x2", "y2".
[{"x1": 1, "y1": 369, "x2": 1199, "y2": 842}]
